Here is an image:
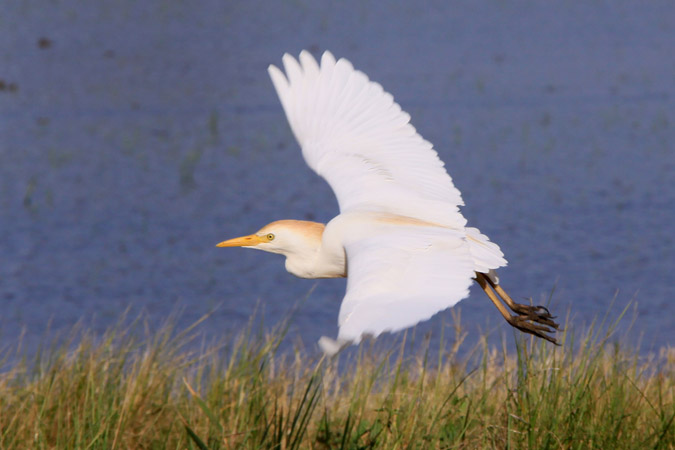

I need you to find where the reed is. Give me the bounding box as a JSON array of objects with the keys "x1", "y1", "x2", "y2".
[{"x1": 0, "y1": 307, "x2": 672, "y2": 449}]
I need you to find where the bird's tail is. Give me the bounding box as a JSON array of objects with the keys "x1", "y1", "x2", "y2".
[{"x1": 466, "y1": 227, "x2": 507, "y2": 282}]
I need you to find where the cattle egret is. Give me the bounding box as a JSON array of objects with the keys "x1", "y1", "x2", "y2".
[{"x1": 218, "y1": 51, "x2": 559, "y2": 355}]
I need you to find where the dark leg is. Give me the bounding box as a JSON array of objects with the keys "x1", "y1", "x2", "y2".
[
  {"x1": 485, "y1": 274, "x2": 560, "y2": 329},
  {"x1": 475, "y1": 272, "x2": 560, "y2": 345}
]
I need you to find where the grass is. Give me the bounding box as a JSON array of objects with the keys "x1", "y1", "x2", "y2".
[{"x1": 0, "y1": 308, "x2": 673, "y2": 449}]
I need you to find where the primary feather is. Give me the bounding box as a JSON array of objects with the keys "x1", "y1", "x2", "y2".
[{"x1": 268, "y1": 51, "x2": 467, "y2": 227}]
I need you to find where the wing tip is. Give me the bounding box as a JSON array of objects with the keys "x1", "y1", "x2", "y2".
[
  {"x1": 267, "y1": 63, "x2": 285, "y2": 81},
  {"x1": 318, "y1": 336, "x2": 350, "y2": 356},
  {"x1": 299, "y1": 49, "x2": 315, "y2": 62},
  {"x1": 320, "y1": 50, "x2": 337, "y2": 68},
  {"x1": 268, "y1": 64, "x2": 290, "y2": 105}
]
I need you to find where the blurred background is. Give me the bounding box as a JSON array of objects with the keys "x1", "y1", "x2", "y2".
[{"x1": 1, "y1": 1, "x2": 673, "y2": 355}]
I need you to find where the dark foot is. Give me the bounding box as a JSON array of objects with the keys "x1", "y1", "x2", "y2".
[
  {"x1": 506, "y1": 314, "x2": 560, "y2": 345},
  {"x1": 507, "y1": 302, "x2": 560, "y2": 330},
  {"x1": 474, "y1": 273, "x2": 561, "y2": 345}
]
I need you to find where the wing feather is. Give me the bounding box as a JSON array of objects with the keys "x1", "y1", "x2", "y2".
[
  {"x1": 336, "y1": 222, "x2": 475, "y2": 343},
  {"x1": 268, "y1": 50, "x2": 466, "y2": 227},
  {"x1": 465, "y1": 227, "x2": 507, "y2": 274}
]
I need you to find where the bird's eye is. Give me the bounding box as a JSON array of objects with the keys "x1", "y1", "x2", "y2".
[{"x1": 266, "y1": 233, "x2": 275, "y2": 241}]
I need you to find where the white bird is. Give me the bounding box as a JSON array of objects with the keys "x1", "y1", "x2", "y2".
[{"x1": 218, "y1": 51, "x2": 559, "y2": 355}]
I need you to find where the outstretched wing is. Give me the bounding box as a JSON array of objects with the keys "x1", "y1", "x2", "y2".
[
  {"x1": 268, "y1": 51, "x2": 466, "y2": 227},
  {"x1": 334, "y1": 222, "x2": 475, "y2": 347}
]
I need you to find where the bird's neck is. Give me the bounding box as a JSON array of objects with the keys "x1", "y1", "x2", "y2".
[{"x1": 281, "y1": 220, "x2": 346, "y2": 279}]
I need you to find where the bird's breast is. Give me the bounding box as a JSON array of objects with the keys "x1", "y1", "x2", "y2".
[{"x1": 284, "y1": 253, "x2": 346, "y2": 279}]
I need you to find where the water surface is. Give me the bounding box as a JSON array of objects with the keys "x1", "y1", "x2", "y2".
[{"x1": 1, "y1": 1, "x2": 673, "y2": 354}]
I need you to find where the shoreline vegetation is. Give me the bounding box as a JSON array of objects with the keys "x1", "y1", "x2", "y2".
[{"x1": 0, "y1": 306, "x2": 673, "y2": 449}]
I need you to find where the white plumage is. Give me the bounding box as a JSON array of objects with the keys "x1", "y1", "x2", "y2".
[
  {"x1": 218, "y1": 51, "x2": 559, "y2": 355},
  {"x1": 268, "y1": 51, "x2": 467, "y2": 226}
]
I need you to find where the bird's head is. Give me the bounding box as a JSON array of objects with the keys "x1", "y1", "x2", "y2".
[{"x1": 216, "y1": 220, "x2": 325, "y2": 256}]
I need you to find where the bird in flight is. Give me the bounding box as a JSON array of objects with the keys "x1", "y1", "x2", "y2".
[{"x1": 218, "y1": 51, "x2": 559, "y2": 355}]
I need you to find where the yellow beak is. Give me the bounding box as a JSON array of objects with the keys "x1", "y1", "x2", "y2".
[{"x1": 216, "y1": 234, "x2": 264, "y2": 247}]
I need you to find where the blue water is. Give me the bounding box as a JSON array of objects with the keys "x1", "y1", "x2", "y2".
[{"x1": 1, "y1": 1, "x2": 673, "y2": 356}]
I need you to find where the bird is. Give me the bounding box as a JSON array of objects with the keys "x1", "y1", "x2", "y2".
[{"x1": 217, "y1": 50, "x2": 559, "y2": 355}]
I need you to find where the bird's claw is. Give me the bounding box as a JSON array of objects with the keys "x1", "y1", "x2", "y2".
[
  {"x1": 509, "y1": 302, "x2": 560, "y2": 330},
  {"x1": 506, "y1": 311, "x2": 560, "y2": 345},
  {"x1": 475, "y1": 273, "x2": 561, "y2": 345},
  {"x1": 509, "y1": 302, "x2": 554, "y2": 319},
  {"x1": 503, "y1": 298, "x2": 561, "y2": 345}
]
